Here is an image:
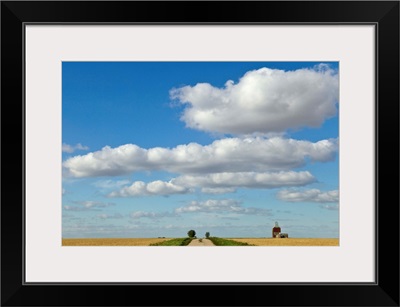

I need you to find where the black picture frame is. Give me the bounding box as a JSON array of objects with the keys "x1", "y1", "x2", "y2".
[{"x1": 1, "y1": 1, "x2": 399, "y2": 306}]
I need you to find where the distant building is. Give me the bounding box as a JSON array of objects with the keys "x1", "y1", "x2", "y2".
[
  {"x1": 272, "y1": 222, "x2": 289, "y2": 238},
  {"x1": 272, "y1": 221, "x2": 281, "y2": 238}
]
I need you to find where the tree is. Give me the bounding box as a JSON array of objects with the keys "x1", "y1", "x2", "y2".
[
  {"x1": 187, "y1": 229, "x2": 196, "y2": 238},
  {"x1": 205, "y1": 232, "x2": 210, "y2": 238}
]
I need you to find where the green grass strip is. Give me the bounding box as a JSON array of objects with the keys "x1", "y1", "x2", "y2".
[
  {"x1": 207, "y1": 237, "x2": 254, "y2": 246},
  {"x1": 149, "y1": 237, "x2": 193, "y2": 246}
]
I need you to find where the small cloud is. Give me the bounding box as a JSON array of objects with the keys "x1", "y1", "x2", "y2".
[
  {"x1": 73, "y1": 200, "x2": 115, "y2": 208},
  {"x1": 97, "y1": 213, "x2": 124, "y2": 219},
  {"x1": 63, "y1": 205, "x2": 89, "y2": 212},
  {"x1": 108, "y1": 180, "x2": 193, "y2": 197},
  {"x1": 175, "y1": 199, "x2": 272, "y2": 216},
  {"x1": 62, "y1": 143, "x2": 89, "y2": 153},
  {"x1": 93, "y1": 179, "x2": 130, "y2": 189},
  {"x1": 320, "y1": 204, "x2": 339, "y2": 210},
  {"x1": 63, "y1": 200, "x2": 115, "y2": 211},
  {"x1": 277, "y1": 189, "x2": 339, "y2": 203},
  {"x1": 130, "y1": 211, "x2": 176, "y2": 219},
  {"x1": 201, "y1": 187, "x2": 237, "y2": 194}
]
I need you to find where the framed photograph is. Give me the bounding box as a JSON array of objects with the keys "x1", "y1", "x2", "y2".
[{"x1": 1, "y1": 1, "x2": 399, "y2": 306}]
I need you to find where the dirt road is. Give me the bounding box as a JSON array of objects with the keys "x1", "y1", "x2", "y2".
[{"x1": 188, "y1": 238, "x2": 215, "y2": 246}]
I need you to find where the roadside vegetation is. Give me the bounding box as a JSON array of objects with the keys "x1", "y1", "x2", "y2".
[
  {"x1": 149, "y1": 229, "x2": 255, "y2": 246},
  {"x1": 207, "y1": 237, "x2": 254, "y2": 246},
  {"x1": 149, "y1": 237, "x2": 193, "y2": 246}
]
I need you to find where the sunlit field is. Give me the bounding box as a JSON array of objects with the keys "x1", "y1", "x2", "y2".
[
  {"x1": 62, "y1": 237, "x2": 339, "y2": 246},
  {"x1": 230, "y1": 238, "x2": 339, "y2": 246},
  {"x1": 62, "y1": 238, "x2": 169, "y2": 246}
]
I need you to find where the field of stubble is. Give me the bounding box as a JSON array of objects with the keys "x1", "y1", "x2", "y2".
[
  {"x1": 230, "y1": 238, "x2": 339, "y2": 246},
  {"x1": 62, "y1": 237, "x2": 338, "y2": 246},
  {"x1": 62, "y1": 238, "x2": 169, "y2": 246}
]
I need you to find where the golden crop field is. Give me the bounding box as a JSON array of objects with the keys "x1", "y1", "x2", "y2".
[
  {"x1": 62, "y1": 237, "x2": 339, "y2": 246},
  {"x1": 62, "y1": 238, "x2": 170, "y2": 246},
  {"x1": 230, "y1": 238, "x2": 339, "y2": 246}
]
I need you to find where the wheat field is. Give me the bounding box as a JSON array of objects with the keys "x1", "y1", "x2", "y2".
[
  {"x1": 62, "y1": 237, "x2": 339, "y2": 246},
  {"x1": 62, "y1": 238, "x2": 169, "y2": 246},
  {"x1": 230, "y1": 238, "x2": 339, "y2": 246}
]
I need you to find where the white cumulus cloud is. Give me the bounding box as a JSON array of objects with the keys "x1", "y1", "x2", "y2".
[
  {"x1": 277, "y1": 189, "x2": 339, "y2": 203},
  {"x1": 63, "y1": 137, "x2": 337, "y2": 178},
  {"x1": 108, "y1": 171, "x2": 315, "y2": 197},
  {"x1": 170, "y1": 66, "x2": 338, "y2": 134},
  {"x1": 108, "y1": 180, "x2": 192, "y2": 197},
  {"x1": 174, "y1": 171, "x2": 316, "y2": 190}
]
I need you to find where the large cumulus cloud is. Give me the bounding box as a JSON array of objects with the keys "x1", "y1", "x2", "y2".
[
  {"x1": 170, "y1": 66, "x2": 338, "y2": 134},
  {"x1": 63, "y1": 137, "x2": 338, "y2": 178}
]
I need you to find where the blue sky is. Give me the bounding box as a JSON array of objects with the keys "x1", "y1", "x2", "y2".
[{"x1": 62, "y1": 62, "x2": 339, "y2": 239}]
